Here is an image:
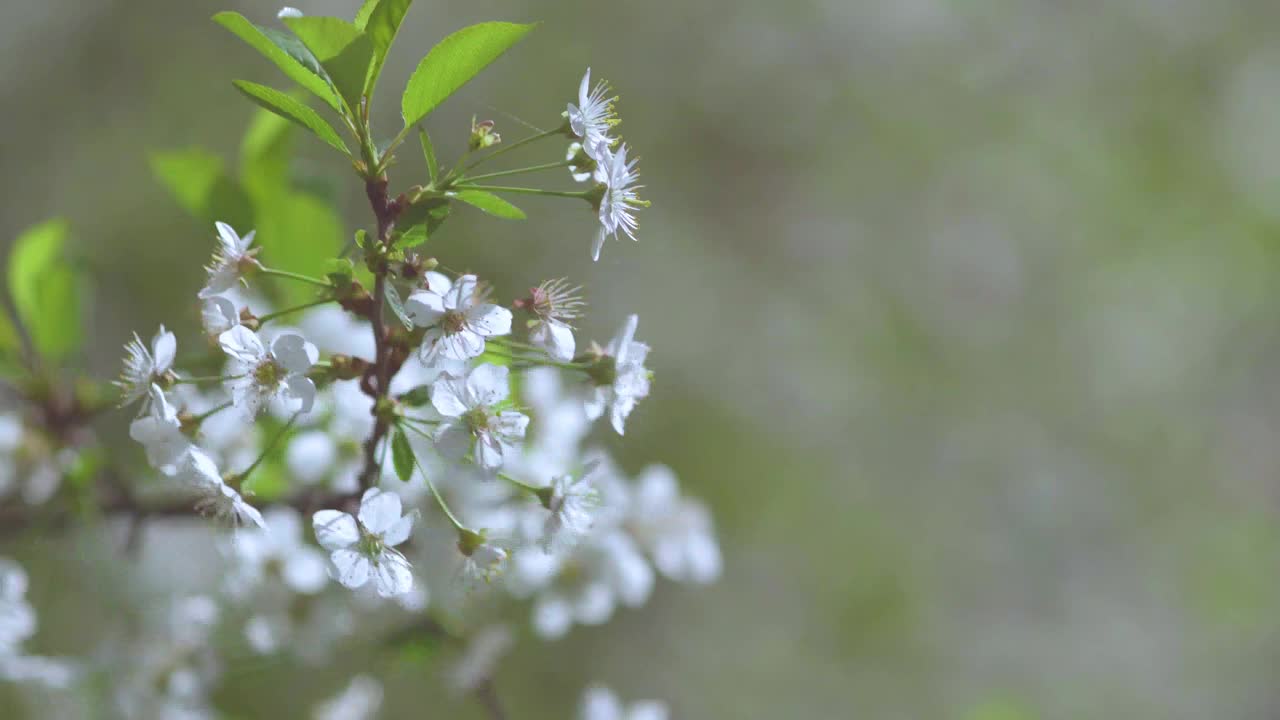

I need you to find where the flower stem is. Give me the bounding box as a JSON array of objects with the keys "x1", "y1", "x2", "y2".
[
  {"x1": 257, "y1": 267, "x2": 333, "y2": 289},
  {"x1": 426, "y1": 476, "x2": 465, "y2": 532},
  {"x1": 258, "y1": 297, "x2": 336, "y2": 325},
  {"x1": 190, "y1": 400, "x2": 232, "y2": 424},
  {"x1": 462, "y1": 128, "x2": 561, "y2": 172},
  {"x1": 458, "y1": 161, "x2": 572, "y2": 184},
  {"x1": 236, "y1": 413, "x2": 299, "y2": 486},
  {"x1": 496, "y1": 471, "x2": 544, "y2": 497},
  {"x1": 453, "y1": 184, "x2": 589, "y2": 199},
  {"x1": 172, "y1": 374, "x2": 238, "y2": 385}
]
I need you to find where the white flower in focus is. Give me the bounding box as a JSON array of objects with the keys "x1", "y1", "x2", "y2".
[
  {"x1": 201, "y1": 295, "x2": 239, "y2": 337},
  {"x1": 200, "y1": 222, "x2": 257, "y2": 298},
  {"x1": 278, "y1": 7, "x2": 303, "y2": 19},
  {"x1": 177, "y1": 448, "x2": 265, "y2": 529},
  {"x1": 591, "y1": 143, "x2": 643, "y2": 261},
  {"x1": 431, "y1": 364, "x2": 529, "y2": 470},
  {"x1": 313, "y1": 675, "x2": 382, "y2": 720},
  {"x1": 128, "y1": 384, "x2": 191, "y2": 474},
  {"x1": 116, "y1": 325, "x2": 176, "y2": 407},
  {"x1": 585, "y1": 315, "x2": 651, "y2": 435},
  {"x1": 406, "y1": 274, "x2": 512, "y2": 361},
  {"x1": 568, "y1": 68, "x2": 617, "y2": 152},
  {"x1": 219, "y1": 326, "x2": 318, "y2": 420},
  {"x1": 542, "y1": 467, "x2": 599, "y2": 551},
  {"x1": 312, "y1": 488, "x2": 415, "y2": 597},
  {"x1": 579, "y1": 685, "x2": 669, "y2": 720},
  {"x1": 520, "y1": 278, "x2": 583, "y2": 362}
]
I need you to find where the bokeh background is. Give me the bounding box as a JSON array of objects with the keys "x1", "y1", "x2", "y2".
[{"x1": 5, "y1": 0, "x2": 1280, "y2": 717}]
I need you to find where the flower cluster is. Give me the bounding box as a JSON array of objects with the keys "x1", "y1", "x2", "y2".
[{"x1": 0, "y1": 7, "x2": 706, "y2": 716}]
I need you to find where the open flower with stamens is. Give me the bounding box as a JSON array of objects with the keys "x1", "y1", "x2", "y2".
[
  {"x1": 431, "y1": 364, "x2": 529, "y2": 470},
  {"x1": 201, "y1": 295, "x2": 239, "y2": 338},
  {"x1": 312, "y1": 488, "x2": 416, "y2": 598},
  {"x1": 591, "y1": 143, "x2": 644, "y2": 262},
  {"x1": 518, "y1": 278, "x2": 584, "y2": 362},
  {"x1": 218, "y1": 326, "x2": 318, "y2": 420},
  {"x1": 199, "y1": 222, "x2": 257, "y2": 299},
  {"x1": 542, "y1": 466, "x2": 600, "y2": 551},
  {"x1": 129, "y1": 384, "x2": 191, "y2": 474},
  {"x1": 405, "y1": 274, "x2": 512, "y2": 362},
  {"x1": 585, "y1": 315, "x2": 651, "y2": 434},
  {"x1": 177, "y1": 448, "x2": 265, "y2": 529},
  {"x1": 568, "y1": 68, "x2": 617, "y2": 156},
  {"x1": 116, "y1": 326, "x2": 176, "y2": 408}
]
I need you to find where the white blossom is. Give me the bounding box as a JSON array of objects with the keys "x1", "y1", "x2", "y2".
[
  {"x1": 116, "y1": 325, "x2": 176, "y2": 407},
  {"x1": 177, "y1": 448, "x2": 265, "y2": 529},
  {"x1": 522, "y1": 278, "x2": 583, "y2": 362},
  {"x1": 592, "y1": 143, "x2": 643, "y2": 261},
  {"x1": 460, "y1": 541, "x2": 508, "y2": 583},
  {"x1": 278, "y1": 7, "x2": 303, "y2": 19},
  {"x1": 219, "y1": 326, "x2": 318, "y2": 420},
  {"x1": 542, "y1": 467, "x2": 599, "y2": 551},
  {"x1": 200, "y1": 222, "x2": 257, "y2": 298},
  {"x1": 313, "y1": 675, "x2": 382, "y2": 720},
  {"x1": 431, "y1": 364, "x2": 529, "y2": 470},
  {"x1": 568, "y1": 68, "x2": 616, "y2": 154},
  {"x1": 628, "y1": 465, "x2": 721, "y2": 584},
  {"x1": 313, "y1": 488, "x2": 416, "y2": 597},
  {"x1": 579, "y1": 685, "x2": 669, "y2": 720},
  {"x1": 129, "y1": 384, "x2": 191, "y2": 474},
  {"x1": 585, "y1": 315, "x2": 651, "y2": 434},
  {"x1": 201, "y1": 295, "x2": 239, "y2": 337},
  {"x1": 406, "y1": 274, "x2": 512, "y2": 362}
]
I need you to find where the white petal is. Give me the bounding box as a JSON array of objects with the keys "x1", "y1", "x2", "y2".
[
  {"x1": 532, "y1": 594, "x2": 573, "y2": 640},
  {"x1": 532, "y1": 320, "x2": 575, "y2": 362},
  {"x1": 444, "y1": 274, "x2": 478, "y2": 310},
  {"x1": 201, "y1": 296, "x2": 239, "y2": 335},
  {"x1": 358, "y1": 488, "x2": 402, "y2": 535},
  {"x1": 272, "y1": 334, "x2": 318, "y2": 373},
  {"x1": 405, "y1": 291, "x2": 446, "y2": 327},
  {"x1": 609, "y1": 315, "x2": 639, "y2": 362},
  {"x1": 381, "y1": 513, "x2": 415, "y2": 547},
  {"x1": 373, "y1": 552, "x2": 413, "y2": 597},
  {"x1": 312, "y1": 510, "x2": 359, "y2": 550},
  {"x1": 467, "y1": 304, "x2": 512, "y2": 338},
  {"x1": 285, "y1": 375, "x2": 317, "y2": 414},
  {"x1": 466, "y1": 364, "x2": 510, "y2": 407},
  {"x1": 438, "y1": 329, "x2": 486, "y2": 360},
  {"x1": 474, "y1": 434, "x2": 504, "y2": 469},
  {"x1": 493, "y1": 411, "x2": 529, "y2": 440},
  {"x1": 574, "y1": 582, "x2": 616, "y2": 625},
  {"x1": 429, "y1": 376, "x2": 470, "y2": 417},
  {"x1": 219, "y1": 325, "x2": 265, "y2": 364},
  {"x1": 580, "y1": 686, "x2": 623, "y2": 720},
  {"x1": 329, "y1": 549, "x2": 370, "y2": 589},
  {"x1": 583, "y1": 387, "x2": 608, "y2": 421},
  {"x1": 215, "y1": 221, "x2": 241, "y2": 255},
  {"x1": 434, "y1": 424, "x2": 471, "y2": 460},
  {"x1": 591, "y1": 226, "x2": 606, "y2": 262},
  {"x1": 151, "y1": 327, "x2": 176, "y2": 373},
  {"x1": 424, "y1": 271, "x2": 452, "y2": 295}
]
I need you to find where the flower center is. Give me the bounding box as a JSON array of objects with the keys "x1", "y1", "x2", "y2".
[
  {"x1": 441, "y1": 310, "x2": 467, "y2": 334},
  {"x1": 462, "y1": 407, "x2": 490, "y2": 434},
  {"x1": 587, "y1": 356, "x2": 618, "y2": 387},
  {"x1": 358, "y1": 532, "x2": 384, "y2": 558},
  {"x1": 253, "y1": 359, "x2": 283, "y2": 387}
]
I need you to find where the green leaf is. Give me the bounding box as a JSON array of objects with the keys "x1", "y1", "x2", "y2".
[
  {"x1": 418, "y1": 126, "x2": 438, "y2": 183},
  {"x1": 149, "y1": 149, "x2": 253, "y2": 228},
  {"x1": 283, "y1": 17, "x2": 374, "y2": 117},
  {"x1": 253, "y1": 190, "x2": 344, "y2": 306},
  {"x1": 398, "y1": 195, "x2": 451, "y2": 230},
  {"x1": 8, "y1": 219, "x2": 81, "y2": 360},
  {"x1": 363, "y1": 0, "x2": 414, "y2": 98},
  {"x1": 396, "y1": 224, "x2": 427, "y2": 249},
  {"x1": 391, "y1": 428, "x2": 414, "y2": 482},
  {"x1": 213, "y1": 11, "x2": 340, "y2": 111},
  {"x1": 353, "y1": 0, "x2": 380, "y2": 29},
  {"x1": 398, "y1": 384, "x2": 431, "y2": 406},
  {"x1": 384, "y1": 282, "x2": 413, "y2": 330},
  {"x1": 0, "y1": 307, "x2": 19, "y2": 361},
  {"x1": 450, "y1": 189, "x2": 526, "y2": 219},
  {"x1": 400, "y1": 22, "x2": 536, "y2": 127},
  {"x1": 240, "y1": 106, "x2": 294, "y2": 199},
  {"x1": 233, "y1": 80, "x2": 350, "y2": 155}
]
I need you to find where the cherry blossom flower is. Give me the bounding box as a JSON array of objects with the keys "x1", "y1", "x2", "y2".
[
  {"x1": 199, "y1": 222, "x2": 257, "y2": 298},
  {"x1": 312, "y1": 488, "x2": 416, "y2": 597},
  {"x1": 116, "y1": 325, "x2": 176, "y2": 407},
  {"x1": 177, "y1": 448, "x2": 265, "y2": 529},
  {"x1": 201, "y1": 295, "x2": 239, "y2": 337},
  {"x1": 431, "y1": 364, "x2": 529, "y2": 470},
  {"x1": 585, "y1": 315, "x2": 651, "y2": 434},
  {"x1": 542, "y1": 467, "x2": 599, "y2": 551},
  {"x1": 591, "y1": 143, "x2": 643, "y2": 261},
  {"x1": 218, "y1": 326, "x2": 319, "y2": 420},
  {"x1": 406, "y1": 274, "x2": 512, "y2": 362},
  {"x1": 519, "y1": 278, "x2": 583, "y2": 362},
  {"x1": 568, "y1": 68, "x2": 617, "y2": 155},
  {"x1": 128, "y1": 384, "x2": 191, "y2": 474}
]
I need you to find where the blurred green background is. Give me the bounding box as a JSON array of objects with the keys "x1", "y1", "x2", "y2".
[{"x1": 6, "y1": 0, "x2": 1280, "y2": 717}]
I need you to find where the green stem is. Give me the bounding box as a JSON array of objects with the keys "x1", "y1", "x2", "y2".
[
  {"x1": 172, "y1": 374, "x2": 239, "y2": 385},
  {"x1": 453, "y1": 184, "x2": 588, "y2": 199},
  {"x1": 497, "y1": 471, "x2": 544, "y2": 497},
  {"x1": 236, "y1": 413, "x2": 299, "y2": 485},
  {"x1": 257, "y1": 267, "x2": 333, "y2": 289},
  {"x1": 258, "y1": 297, "x2": 336, "y2": 325},
  {"x1": 461, "y1": 128, "x2": 561, "y2": 172},
  {"x1": 458, "y1": 161, "x2": 571, "y2": 184},
  {"x1": 191, "y1": 401, "x2": 233, "y2": 424}
]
